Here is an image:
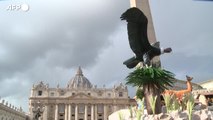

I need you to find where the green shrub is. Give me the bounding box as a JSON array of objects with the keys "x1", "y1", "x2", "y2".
[{"x1": 136, "y1": 88, "x2": 144, "y2": 100}]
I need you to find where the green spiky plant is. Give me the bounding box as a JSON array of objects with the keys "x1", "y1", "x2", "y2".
[
  {"x1": 135, "y1": 97, "x2": 145, "y2": 113},
  {"x1": 118, "y1": 111, "x2": 124, "y2": 120},
  {"x1": 139, "y1": 97, "x2": 145, "y2": 114},
  {"x1": 162, "y1": 94, "x2": 181, "y2": 113},
  {"x1": 187, "y1": 93, "x2": 194, "y2": 120},
  {"x1": 126, "y1": 66, "x2": 175, "y2": 114},
  {"x1": 128, "y1": 106, "x2": 133, "y2": 118},
  {"x1": 149, "y1": 95, "x2": 157, "y2": 115},
  {"x1": 181, "y1": 93, "x2": 191, "y2": 111},
  {"x1": 171, "y1": 96, "x2": 181, "y2": 111},
  {"x1": 162, "y1": 94, "x2": 173, "y2": 113},
  {"x1": 136, "y1": 110, "x2": 142, "y2": 120}
]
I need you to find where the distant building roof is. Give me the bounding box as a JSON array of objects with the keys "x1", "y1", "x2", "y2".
[
  {"x1": 199, "y1": 80, "x2": 213, "y2": 89},
  {"x1": 169, "y1": 79, "x2": 202, "y2": 90},
  {"x1": 199, "y1": 79, "x2": 213, "y2": 84}
]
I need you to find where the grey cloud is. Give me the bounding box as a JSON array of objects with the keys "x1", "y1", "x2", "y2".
[
  {"x1": 0, "y1": 0, "x2": 130, "y2": 111},
  {"x1": 0, "y1": 0, "x2": 129, "y2": 80},
  {"x1": 161, "y1": 53, "x2": 213, "y2": 83}
]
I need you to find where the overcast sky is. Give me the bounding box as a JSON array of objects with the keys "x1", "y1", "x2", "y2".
[{"x1": 0, "y1": 0, "x2": 213, "y2": 112}]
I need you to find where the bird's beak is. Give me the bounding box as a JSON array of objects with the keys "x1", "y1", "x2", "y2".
[
  {"x1": 120, "y1": 16, "x2": 124, "y2": 20},
  {"x1": 120, "y1": 13, "x2": 126, "y2": 20}
]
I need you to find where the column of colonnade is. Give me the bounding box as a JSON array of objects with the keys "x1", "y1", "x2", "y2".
[
  {"x1": 67, "y1": 104, "x2": 71, "y2": 120},
  {"x1": 68, "y1": 104, "x2": 71, "y2": 120},
  {"x1": 55, "y1": 104, "x2": 58, "y2": 120},
  {"x1": 75, "y1": 104, "x2": 78, "y2": 120},
  {"x1": 84, "y1": 105, "x2": 87, "y2": 120},
  {"x1": 104, "y1": 105, "x2": 108, "y2": 120},
  {"x1": 43, "y1": 104, "x2": 49, "y2": 120},
  {"x1": 91, "y1": 104, "x2": 94, "y2": 120},
  {"x1": 65, "y1": 104, "x2": 68, "y2": 120},
  {"x1": 94, "y1": 104, "x2": 97, "y2": 120},
  {"x1": 54, "y1": 103, "x2": 108, "y2": 120}
]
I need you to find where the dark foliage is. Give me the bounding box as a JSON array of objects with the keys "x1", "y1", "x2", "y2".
[{"x1": 126, "y1": 67, "x2": 175, "y2": 91}]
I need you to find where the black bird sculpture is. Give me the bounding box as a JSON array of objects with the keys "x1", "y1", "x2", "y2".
[{"x1": 121, "y1": 7, "x2": 172, "y2": 68}]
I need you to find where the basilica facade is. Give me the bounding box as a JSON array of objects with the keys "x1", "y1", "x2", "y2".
[{"x1": 29, "y1": 67, "x2": 136, "y2": 120}]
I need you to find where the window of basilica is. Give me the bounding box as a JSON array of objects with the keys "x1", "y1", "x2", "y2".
[
  {"x1": 58, "y1": 104, "x2": 65, "y2": 113},
  {"x1": 97, "y1": 104, "x2": 103, "y2": 113},
  {"x1": 38, "y1": 91, "x2": 42, "y2": 96},
  {"x1": 119, "y1": 92, "x2": 123, "y2": 97},
  {"x1": 78, "y1": 104, "x2": 85, "y2": 113}
]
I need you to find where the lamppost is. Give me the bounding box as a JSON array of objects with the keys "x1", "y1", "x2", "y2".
[{"x1": 32, "y1": 101, "x2": 45, "y2": 120}]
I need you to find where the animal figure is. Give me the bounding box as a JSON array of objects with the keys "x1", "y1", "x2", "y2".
[
  {"x1": 163, "y1": 75, "x2": 193, "y2": 101},
  {"x1": 120, "y1": 7, "x2": 172, "y2": 68}
]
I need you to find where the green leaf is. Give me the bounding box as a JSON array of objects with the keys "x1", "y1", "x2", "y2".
[{"x1": 126, "y1": 67, "x2": 175, "y2": 91}]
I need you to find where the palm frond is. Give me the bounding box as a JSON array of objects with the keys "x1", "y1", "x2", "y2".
[{"x1": 126, "y1": 66, "x2": 175, "y2": 91}]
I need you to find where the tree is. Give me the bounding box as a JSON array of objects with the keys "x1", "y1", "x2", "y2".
[{"x1": 126, "y1": 66, "x2": 175, "y2": 114}]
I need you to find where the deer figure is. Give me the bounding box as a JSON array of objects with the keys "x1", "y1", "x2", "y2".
[{"x1": 163, "y1": 75, "x2": 193, "y2": 101}]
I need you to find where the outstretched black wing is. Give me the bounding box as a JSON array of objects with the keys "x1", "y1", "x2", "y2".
[
  {"x1": 121, "y1": 7, "x2": 152, "y2": 61},
  {"x1": 123, "y1": 42, "x2": 161, "y2": 68}
]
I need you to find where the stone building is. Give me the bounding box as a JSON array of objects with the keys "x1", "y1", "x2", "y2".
[
  {"x1": 29, "y1": 67, "x2": 136, "y2": 120},
  {"x1": 193, "y1": 80, "x2": 213, "y2": 99},
  {"x1": 199, "y1": 80, "x2": 213, "y2": 90},
  {"x1": 0, "y1": 98, "x2": 27, "y2": 120}
]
